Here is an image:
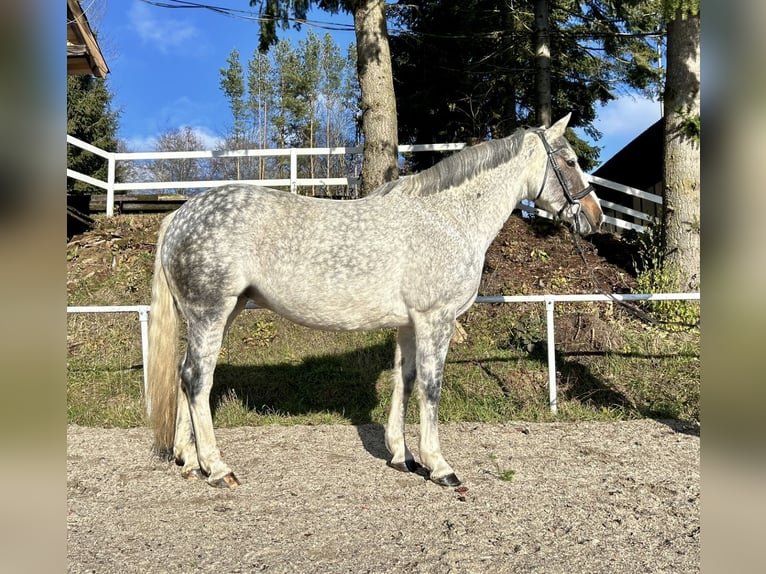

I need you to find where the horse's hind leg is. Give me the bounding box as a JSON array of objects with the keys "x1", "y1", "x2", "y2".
[
  {"x1": 173, "y1": 374, "x2": 203, "y2": 480},
  {"x1": 385, "y1": 325, "x2": 420, "y2": 474},
  {"x1": 180, "y1": 297, "x2": 243, "y2": 488},
  {"x1": 174, "y1": 297, "x2": 247, "y2": 482}
]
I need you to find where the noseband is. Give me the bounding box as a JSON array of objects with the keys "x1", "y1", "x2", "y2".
[{"x1": 534, "y1": 130, "x2": 594, "y2": 205}]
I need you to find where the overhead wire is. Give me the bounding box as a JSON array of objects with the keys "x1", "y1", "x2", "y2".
[
  {"x1": 138, "y1": 0, "x2": 664, "y2": 40},
  {"x1": 138, "y1": 0, "x2": 356, "y2": 32}
]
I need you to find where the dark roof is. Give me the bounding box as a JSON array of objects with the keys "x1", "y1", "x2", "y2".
[{"x1": 593, "y1": 119, "x2": 663, "y2": 190}]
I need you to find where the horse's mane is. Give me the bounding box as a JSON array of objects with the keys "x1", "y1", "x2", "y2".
[{"x1": 371, "y1": 128, "x2": 527, "y2": 197}]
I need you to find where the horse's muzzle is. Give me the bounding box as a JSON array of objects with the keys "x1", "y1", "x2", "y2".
[
  {"x1": 576, "y1": 209, "x2": 602, "y2": 235},
  {"x1": 563, "y1": 199, "x2": 602, "y2": 236}
]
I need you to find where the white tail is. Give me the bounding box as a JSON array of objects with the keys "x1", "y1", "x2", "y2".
[{"x1": 147, "y1": 211, "x2": 180, "y2": 456}]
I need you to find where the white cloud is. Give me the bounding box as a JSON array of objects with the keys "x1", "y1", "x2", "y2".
[
  {"x1": 124, "y1": 134, "x2": 158, "y2": 152},
  {"x1": 128, "y1": 1, "x2": 199, "y2": 53},
  {"x1": 187, "y1": 126, "x2": 225, "y2": 150}
]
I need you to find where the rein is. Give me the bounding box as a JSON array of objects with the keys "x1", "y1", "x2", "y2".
[
  {"x1": 535, "y1": 128, "x2": 698, "y2": 331},
  {"x1": 566, "y1": 227, "x2": 700, "y2": 332}
]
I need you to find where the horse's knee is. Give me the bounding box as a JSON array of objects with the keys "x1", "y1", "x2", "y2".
[{"x1": 420, "y1": 377, "x2": 442, "y2": 404}]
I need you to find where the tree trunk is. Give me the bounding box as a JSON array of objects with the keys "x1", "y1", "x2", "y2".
[
  {"x1": 662, "y1": 7, "x2": 700, "y2": 291},
  {"x1": 534, "y1": 0, "x2": 552, "y2": 127},
  {"x1": 352, "y1": 0, "x2": 399, "y2": 195}
]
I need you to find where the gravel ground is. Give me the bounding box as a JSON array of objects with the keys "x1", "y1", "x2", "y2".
[{"x1": 67, "y1": 420, "x2": 699, "y2": 573}]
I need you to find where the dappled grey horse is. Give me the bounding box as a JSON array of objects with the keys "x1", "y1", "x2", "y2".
[{"x1": 147, "y1": 113, "x2": 603, "y2": 488}]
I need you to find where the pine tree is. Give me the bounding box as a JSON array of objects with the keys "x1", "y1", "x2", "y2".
[
  {"x1": 390, "y1": 0, "x2": 664, "y2": 170},
  {"x1": 248, "y1": 0, "x2": 399, "y2": 194},
  {"x1": 217, "y1": 34, "x2": 359, "y2": 194},
  {"x1": 247, "y1": 49, "x2": 275, "y2": 178},
  {"x1": 219, "y1": 49, "x2": 248, "y2": 179},
  {"x1": 66, "y1": 75, "x2": 120, "y2": 194}
]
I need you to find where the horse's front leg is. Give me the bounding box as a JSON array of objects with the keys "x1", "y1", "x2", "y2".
[
  {"x1": 385, "y1": 325, "x2": 420, "y2": 473},
  {"x1": 412, "y1": 310, "x2": 461, "y2": 487}
]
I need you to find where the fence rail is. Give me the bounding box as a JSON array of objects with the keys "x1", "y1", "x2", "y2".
[
  {"x1": 67, "y1": 135, "x2": 657, "y2": 231},
  {"x1": 67, "y1": 292, "x2": 699, "y2": 414}
]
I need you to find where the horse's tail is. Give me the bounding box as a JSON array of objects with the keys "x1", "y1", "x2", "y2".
[{"x1": 147, "y1": 211, "x2": 179, "y2": 458}]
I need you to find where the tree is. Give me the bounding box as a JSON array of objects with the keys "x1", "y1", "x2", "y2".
[
  {"x1": 248, "y1": 0, "x2": 399, "y2": 194},
  {"x1": 217, "y1": 36, "x2": 360, "y2": 195},
  {"x1": 390, "y1": 0, "x2": 664, "y2": 170},
  {"x1": 247, "y1": 48, "x2": 275, "y2": 178},
  {"x1": 535, "y1": 0, "x2": 552, "y2": 127},
  {"x1": 66, "y1": 75, "x2": 120, "y2": 193},
  {"x1": 318, "y1": 33, "x2": 354, "y2": 182},
  {"x1": 661, "y1": 0, "x2": 700, "y2": 292},
  {"x1": 149, "y1": 126, "x2": 213, "y2": 193},
  {"x1": 219, "y1": 49, "x2": 248, "y2": 179}
]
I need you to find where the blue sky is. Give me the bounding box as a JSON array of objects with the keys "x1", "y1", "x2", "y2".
[{"x1": 95, "y1": 0, "x2": 662, "y2": 169}]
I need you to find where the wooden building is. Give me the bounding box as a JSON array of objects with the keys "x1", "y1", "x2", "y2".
[{"x1": 591, "y1": 119, "x2": 663, "y2": 232}]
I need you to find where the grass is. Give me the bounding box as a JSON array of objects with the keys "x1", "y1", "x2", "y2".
[{"x1": 66, "y1": 303, "x2": 700, "y2": 429}]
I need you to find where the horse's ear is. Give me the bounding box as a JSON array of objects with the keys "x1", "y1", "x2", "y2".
[{"x1": 547, "y1": 113, "x2": 572, "y2": 139}]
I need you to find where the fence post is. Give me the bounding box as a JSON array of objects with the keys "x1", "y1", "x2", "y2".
[
  {"x1": 545, "y1": 296, "x2": 558, "y2": 413},
  {"x1": 106, "y1": 153, "x2": 116, "y2": 216},
  {"x1": 138, "y1": 307, "x2": 150, "y2": 408},
  {"x1": 290, "y1": 149, "x2": 298, "y2": 194}
]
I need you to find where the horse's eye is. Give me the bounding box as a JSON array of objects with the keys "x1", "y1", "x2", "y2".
[{"x1": 566, "y1": 159, "x2": 576, "y2": 167}]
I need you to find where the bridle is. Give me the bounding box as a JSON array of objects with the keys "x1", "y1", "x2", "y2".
[
  {"x1": 532, "y1": 131, "x2": 699, "y2": 331},
  {"x1": 533, "y1": 130, "x2": 595, "y2": 206}
]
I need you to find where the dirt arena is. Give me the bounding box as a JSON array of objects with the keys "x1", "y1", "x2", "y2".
[{"x1": 67, "y1": 419, "x2": 699, "y2": 573}]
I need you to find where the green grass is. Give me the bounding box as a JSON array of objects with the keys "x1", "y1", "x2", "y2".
[{"x1": 67, "y1": 303, "x2": 700, "y2": 428}]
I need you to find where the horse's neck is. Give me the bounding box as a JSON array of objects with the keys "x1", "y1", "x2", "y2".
[{"x1": 438, "y1": 146, "x2": 538, "y2": 250}]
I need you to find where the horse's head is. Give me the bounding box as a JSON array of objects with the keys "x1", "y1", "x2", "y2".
[{"x1": 530, "y1": 114, "x2": 603, "y2": 235}]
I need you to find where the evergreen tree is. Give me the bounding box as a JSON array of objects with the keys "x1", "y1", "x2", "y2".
[
  {"x1": 248, "y1": 0, "x2": 399, "y2": 194},
  {"x1": 217, "y1": 34, "x2": 360, "y2": 194},
  {"x1": 390, "y1": 0, "x2": 664, "y2": 170},
  {"x1": 247, "y1": 49, "x2": 275, "y2": 178},
  {"x1": 66, "y1": 75, "x2": 120, "y2": 193},
  {"x1": 219, "y1": 49, "x2": 249, "y2": 179}
]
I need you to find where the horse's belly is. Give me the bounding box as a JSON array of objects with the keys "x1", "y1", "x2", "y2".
[{"x1": 248, "y1": 287, "x2": 410, "y2": 331}]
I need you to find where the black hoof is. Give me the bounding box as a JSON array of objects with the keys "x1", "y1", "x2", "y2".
[
  {"x1": 387, "y1": 459, "x2": 423, "y2": 474},
  {"x1": 388, "y1": 459, "x2": 431, "y2": 479},
  {"x1": 208, "y1": 472, "x2": 240, "y2": 489},
  {"x1": 431, "y1": 473, "x2": 461, "y2": 487}
]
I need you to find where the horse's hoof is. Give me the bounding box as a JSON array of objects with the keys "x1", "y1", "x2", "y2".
[
  {"x1": 208, "y1": 472, "x2": 240, "y2": 489},
  {"x1": 431, "y1": 473, "x2": 461, "y2": 487},
  {"x1": 387, "y1": 459, "x2": 422, "y2": 474},
  {"x1": 181, "y1": 468, "x2": 205, "y2": 481}
]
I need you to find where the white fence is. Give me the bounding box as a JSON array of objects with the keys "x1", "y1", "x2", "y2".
[
  {"x1": 67, "y1": 292, "x2": 699, "y2": 414},
  {"x1": 66, "y1": 135, "x2": 658, "y2": 233}
]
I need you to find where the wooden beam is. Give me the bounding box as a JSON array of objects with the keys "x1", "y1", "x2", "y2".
[{"x1": 67, "y1": 0, "x2": 109, "y2": 78}]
